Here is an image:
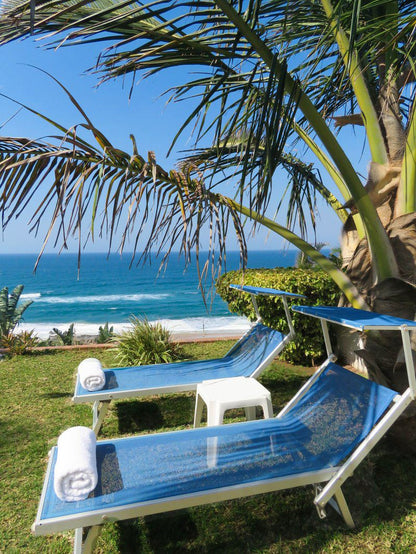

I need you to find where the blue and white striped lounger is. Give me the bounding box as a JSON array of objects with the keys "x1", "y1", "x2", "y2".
[
  {"x1": 33, "y1": 306, "x2": 416, "y2": 553},
  {"x1": 73, "y1": 285, "x2": 305, "y2": 433}
]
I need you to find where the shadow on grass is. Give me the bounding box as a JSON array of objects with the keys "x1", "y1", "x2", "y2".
[
  {"x1": 25, "y1": 349, "x2": 63, "y2": 357},
  {"x1": 261, "y1": 370, "x2": 310, "y2": 413},
  {"x1": 115, "y1": 367, "x2": 311, "y2": 434},
  {"x1": 111, "y1": 370, "x2": 416, "y2": 552},
  {"x1": 116, "y1": 394, "x2": 195, "y2": 433},
  {"x1": 116, "y1": 511, "x2": 199, "y2": 553},
  {"x1": 110, "y1": 490, "x2": 350, "y2": 553},
  {"x1": 0, "y1": 420, "x2": 32, "y2": 451},
  {"x1": 40, "y1": 391, "x2": 72, "y2": 399},
  {"x1": 110, "y1": 446, "x2": 416, "y2": 553}
]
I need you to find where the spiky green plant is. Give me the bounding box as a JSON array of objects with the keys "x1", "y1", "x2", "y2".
[
  {"x1": 113, "y1": 316, "x2": 182, "y2": 367},
  {"x1": 98, "y1": 322, "x2": 114, "y2": 344},
  {"x1": 0, "y1": 285, "x2": 33, "y2": 338},
  {"x1": 52, "y1": 323, "x2": 75, "y2": 346},
  {"x1": 0, "y1": 329, "x2": 39, "y2": 355}
]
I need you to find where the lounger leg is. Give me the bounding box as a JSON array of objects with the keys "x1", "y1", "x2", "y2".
[
  {"x1": 74, "y1": 525, "x2": 102, "y2": 554},
  {"x1": 208, "y1": 404, "x2": 224, "y2": 426},
  {"x1": 194, "y1": 394, "x2": 204, "y2": 427},
  {"x1": 332, "y1": 488, "x2": 355, "y2": 529},
  {"x1": 74, "y1": 527, "x2": 83, "y2": 553},
  {"x1": 313, "y1": 485, "x2": 355, "y2": 529},
  {"x1": 244, "y1": 406, "x2": 257, "y2": 421},
  {"x1": 92, "y1": 400, "x2": 110, "y2": 435}
]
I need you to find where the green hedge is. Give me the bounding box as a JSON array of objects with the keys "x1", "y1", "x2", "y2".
[{"x1": 216, "y1": 268, "x2": 339, "y2": 365}]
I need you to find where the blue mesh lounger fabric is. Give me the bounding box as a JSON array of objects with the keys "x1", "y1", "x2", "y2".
[
  {"x1": 293, "y1": 305, "x2": 416, "y2": 331},
  {"x1": 38, "y1": 363, "x2": 397, "y2": 529},
  {"x1": 74, "y1": 322, "x2": 285, "y2": 402}
]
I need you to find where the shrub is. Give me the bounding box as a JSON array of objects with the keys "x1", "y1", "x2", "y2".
[
  {"x1": 52, "y1": 323, "x2": 75, "y2": 346},
  {"x1": 1, "y1": 330, "x2": 39, "y2": 355},
  {"x1": 216, "y1": 268, "x2": 339, "y2": 365},
  {"x1": 112, "y1": 316, "x2": 183, "y2": 366},
  {"x1": 98, "y1": 322, "x2": 114, "y2": 343},
  {"x1": 0, "y1": 285, "x2": 33, "y2": 338}
]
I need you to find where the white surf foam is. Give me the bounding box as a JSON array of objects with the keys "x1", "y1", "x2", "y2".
[
  {"x1": 33, "y1": 293, "x2": 171, "y2": 304},
  {"x1": 21, "y1": 293, "x2": 42, "y2": 300}
]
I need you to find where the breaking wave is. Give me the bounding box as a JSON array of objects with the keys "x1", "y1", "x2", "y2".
[
  {"x1": 19, "y1": 316, "x2": 250, "y2": 340},
  {"x1": 29, "y1": 293, "x2": 171, "y2": 304}
]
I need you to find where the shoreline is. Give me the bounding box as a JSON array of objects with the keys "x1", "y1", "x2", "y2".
[
  {"x1": 18, "y1": 316, "x2": 251, "y2": 343},
  {"x1": 5, "y1": 333, "x2": 243, "y2": 354},
  {"x1": 2, "y1": 327, "x2": 245, "y2": 354}
]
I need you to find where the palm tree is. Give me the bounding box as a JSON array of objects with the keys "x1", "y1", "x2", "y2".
[{"x1": 0, "y1": 2, "x2": 415, "y2": 444}]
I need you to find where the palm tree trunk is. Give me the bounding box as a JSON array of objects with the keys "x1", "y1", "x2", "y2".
[{"x1": 341, "y1": 212, "x2": 416, "y2": 451}]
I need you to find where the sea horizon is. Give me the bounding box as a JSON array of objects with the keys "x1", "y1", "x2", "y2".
[{"x1": 0, "y1": 250, "x2": 299, "y2": 339}]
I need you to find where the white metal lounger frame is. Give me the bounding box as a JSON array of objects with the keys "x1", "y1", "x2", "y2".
[
  {"x1": 228, "y1": 285, "x2": 300, "y2": 381},
  {"x1": 34, "y1": 457, "x2": 339, "y2": 553},
  {"x1": 290, "y1": 306, "x2": 416, "y2": 523},
  {"x1": 33, "y1": 306, "x2": 416, "y2": 553},
  {"x1": 75, "y1": 285, "x2": 304, "y2": 434}
]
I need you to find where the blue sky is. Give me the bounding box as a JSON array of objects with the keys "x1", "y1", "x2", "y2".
[{"x1": 0, "y1": 35, "x2": 363, "y2": 255}]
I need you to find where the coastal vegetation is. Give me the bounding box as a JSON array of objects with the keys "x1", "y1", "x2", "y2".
[
  {"x1": 0, "y1": 1, "x2": 415, "y2": 448},
  {"x1": 98, "y1": 322, "x2": 114, "y2": 344},
  {"x1": 217, "y1": 268, "x2": 339, "y2": 365},
  {"x1": 1, "y1": 343, "x2": 416, "y2": 552},
  {"x1": 0, "y1": 284, "x2": 33, "y2": 338},
  {"x1": 112, "y1": 316, "x2": 182, "y2": 366},
  {"x1": 52, "y1": 323, "x2": 76, "y2": 346},
  {"x1": 0, "y1": 328, "x2": 39, "y2": 355}
]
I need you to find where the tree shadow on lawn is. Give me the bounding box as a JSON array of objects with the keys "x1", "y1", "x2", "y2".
[
  {"x1": 0, "y1": 419, "x2": 32, "y2": 451},
  {"x1": 116, "y1": 394, "x2": 195, "y2": 433},
  {"x1": 112, "y1": 372, "x2": 416, "y2": 550},
  {"x1": 40, "y1": 391, "x2": 72, "y2": 399},
  {"x1": 24, "y1": 349, "x2": 63, "y2": 357},
  {"x1": 115, "y1": 369, "x2": 311, "y2": 434},
  {"x1": 112, "y1": 490, "x2": 352, "y2": 553},
  {"x1": 111, "y1": 445, "x2": 416, "y2": 553}
]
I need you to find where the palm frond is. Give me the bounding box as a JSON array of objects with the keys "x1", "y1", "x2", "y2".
[
  {"x1": 0, "y1": 79, "x2": 368, "y2": 306},
  {"x1": 0, "y1": 124, "x2": 247, "y2": 285},
  {"x1": 1, "y1": 0, "x2": 414, "y2": 120},
  {"x1": 0, "y1": 0, "x2": 411, "y2": 280},
  {"x1": 181, "y1": 141, "x2": 347, "y2": 241}
]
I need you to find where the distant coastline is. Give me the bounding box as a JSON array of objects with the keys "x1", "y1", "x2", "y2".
[
  {"x1": 1, "y1": 250, "x2": 298, "y2": 339},
  {"x1": 19, "y1": 316, "x2": 251, "y2": 342}
]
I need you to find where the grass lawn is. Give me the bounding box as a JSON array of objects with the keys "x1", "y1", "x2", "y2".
[{"x1": 1, "y1": 341, "x2": 416, "y2": 553}]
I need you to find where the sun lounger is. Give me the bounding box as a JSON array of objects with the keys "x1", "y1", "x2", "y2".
[
  {"x1": 73, "y1": 285, "x2": 305, "y2": 433},
  {"x1": 33, "y1": 306, "x2": 416, "y2": 553}
]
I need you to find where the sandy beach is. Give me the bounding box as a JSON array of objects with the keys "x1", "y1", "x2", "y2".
[{"x1": 19, "y1": 316, "x2": 251, "y2": 344}]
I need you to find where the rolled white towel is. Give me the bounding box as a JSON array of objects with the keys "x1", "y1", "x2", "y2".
[
  {"x1": 78, "y1": 358, "x2": 105, "y2": 391},
  {"x1": 54, "y1": 426, "x2": 98, "y2": 502}
]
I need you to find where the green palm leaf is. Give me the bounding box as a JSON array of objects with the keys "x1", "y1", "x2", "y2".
[
  {"x1": 0, "y1": 0, "x2": 415, "y2": 286},
  {"x1": 0, "y1": 285, "x2": 33, "y2": 336}
]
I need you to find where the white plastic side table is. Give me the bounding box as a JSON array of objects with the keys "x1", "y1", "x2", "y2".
[{"x1": 194, "y1": 376, "x2": 273, "y2": 427}]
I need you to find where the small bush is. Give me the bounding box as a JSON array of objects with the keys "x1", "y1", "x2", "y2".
[
  {"x1": 112, "y1": 316, "x2": 183, "y2": 366},
  {"x1": 0, "y1": 330, "x2": 39, "y2": 355},
  {"x1": 216, "y1": 267, "x2": 339, "y2": 365},
  {"x1": 98, "y1": 322, "x2": 114, "y2": 343},
  {"x1": 0, "y1": 284, "x2": 34, "y2": 338},
  {"x1": 52, "y1": 323, "x2": 75, "y2": 345}
]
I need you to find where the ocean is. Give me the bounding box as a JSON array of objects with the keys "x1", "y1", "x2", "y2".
[{"x1": 0, "y1": 250, "x2": 298, "y2": 339}]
